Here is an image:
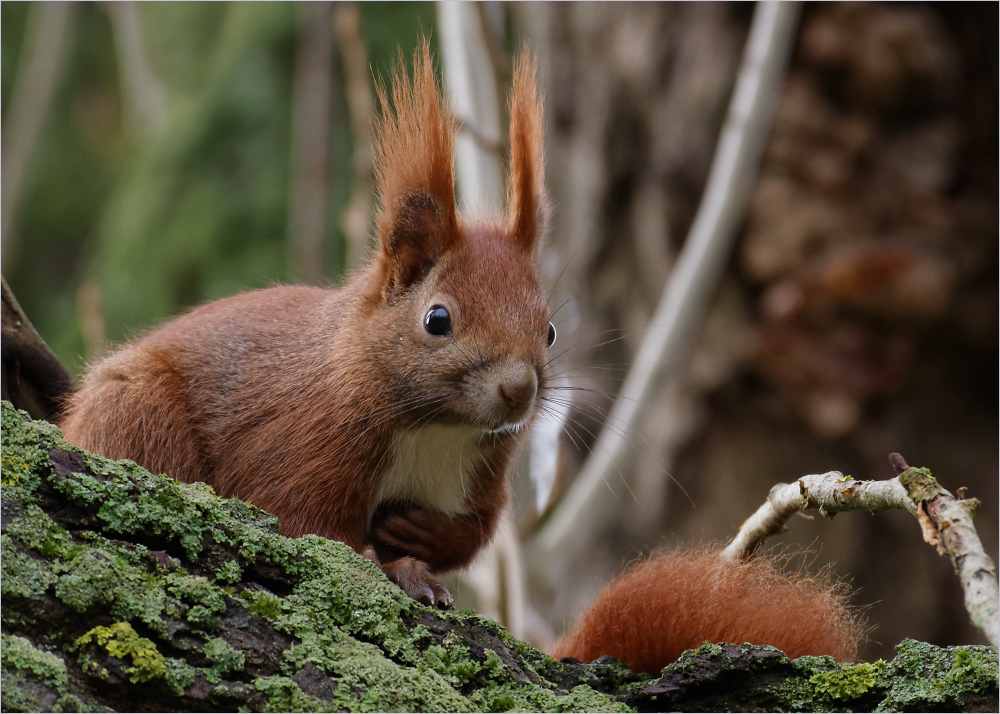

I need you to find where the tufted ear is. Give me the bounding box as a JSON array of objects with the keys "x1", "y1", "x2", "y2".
[
  {"x1": 373, "y1": 42, "x2": 460, "y2": 299},
  {"x1": 381, "y1": 191, "x2": 450, "y2": 296},
  {"x1": 506, "y1": 50, "x2": 549, "y2": 258}
]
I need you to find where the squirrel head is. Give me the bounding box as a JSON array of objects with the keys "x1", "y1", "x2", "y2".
[{"x1": 365, "y1": 43, "x2": 552, "y2": 434}]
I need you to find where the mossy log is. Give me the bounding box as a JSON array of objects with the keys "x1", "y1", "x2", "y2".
[{"x1": 2, "y1": 401, "x2": 997, "y2": 713}]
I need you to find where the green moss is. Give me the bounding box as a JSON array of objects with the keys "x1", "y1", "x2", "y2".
[
  {"x1": 1, "y1": 633, "x2": 69, "y2": 689},
  {"x1": 164, "y1": 658, "x2": 199, "y2": 695},
  {"x1": 166, "y1": 571, "x2": 228, "y2": 623},
  {"x1": 3, "y1": 502, "x2": 74, "y2": 558},
  {"x1": 418, "y1": 643, "x2": 476, "y2": 686},
  {"x1": 254, "y1": 676, "x2": 332, "y2": 713},
  {"x1": 1, "y1": 407, "x2": 53, "y2": 495},
  {"x1": 897, "y1": 466, "x2": 938, "y2": 501},
  {"x1": 217, "y1": 558, "x2": 243, "y2": 583},
  {"x1": 76, "y1": 622, "x2": 167, "y2": 683},
  {"x1": 1, "y1": 452, "x2": 35, "y2": 488},
  {"x1": 55, "y1": 548, "x2": 130, "y2": 611},
  {"x1": 1, "y1": 533, "x2": 58, "y2": 598},
  {"x1": 877, "y1": 639, "x2": 999, "y2": 711},
  {"x1": 809, "y1": 661, "x2": 886, "y2": 700},
  {"x1": 204, "y1": 637, "x2": 245, "y2": 683},
  {"x1": 774, "y1": 640, "x2": 1000, "y2": 712},
  {"x1": 245, "y1": 589, "x2": 283, "y2": 619}
]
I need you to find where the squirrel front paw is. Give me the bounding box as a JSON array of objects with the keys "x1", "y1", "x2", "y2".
[
  {"x1": 369, "y1": 502, "x2": 491, "y2": 572},
  {"x1": 376, "y1": 554, "x2": 453, "y2": 609},
  {"x1": 370, "y1": 504, "x2": 445, "y2": 562}
]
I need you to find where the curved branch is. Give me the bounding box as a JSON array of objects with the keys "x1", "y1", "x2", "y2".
[{"x1": 721, "y1": 455, "x2": 999, "y2": 649}]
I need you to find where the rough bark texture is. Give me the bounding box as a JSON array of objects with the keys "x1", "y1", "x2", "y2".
[{"x1": 2, "y1": 401, "x2": 997, "y2": 712}]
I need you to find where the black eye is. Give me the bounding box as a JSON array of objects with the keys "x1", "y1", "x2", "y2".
[
  {"x1": 424, "y1": 305, "x2": 452, "y2": 336},
  {"x1": 547, "y1": 322, "x2": 557, "y2": 348}
]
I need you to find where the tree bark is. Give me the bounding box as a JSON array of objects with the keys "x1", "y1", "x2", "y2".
[{"x1": 3, "y1": 401, "x2": 996, "y2": 713}]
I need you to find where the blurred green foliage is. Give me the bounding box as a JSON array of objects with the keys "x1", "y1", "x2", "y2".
[{"x1": 2, "y1": 1, "x2": 436, "y2": 376}]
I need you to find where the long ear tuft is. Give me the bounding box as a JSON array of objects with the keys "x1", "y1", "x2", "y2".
[
  {"x1": 373, "y1": 41, "x2": 459, "y2": 298},
  {"x1": 507, "y1": 49, "x2": 548, "y2": 257}
]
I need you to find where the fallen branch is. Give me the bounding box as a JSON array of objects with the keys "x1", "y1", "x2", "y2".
[{"x1": 721, "y1": 454, "x2": 999, "y2": 649}]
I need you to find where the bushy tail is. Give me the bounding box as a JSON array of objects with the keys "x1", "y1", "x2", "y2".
[{"x1": 552, "y1": 546, "x2": 861, "y2": 674}]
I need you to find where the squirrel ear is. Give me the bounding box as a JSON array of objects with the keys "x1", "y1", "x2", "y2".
[
  {"x1": 381, "y1": 191, "x2": 450, "y2": 295},
  {"x1": 507, "y1": 50, "x2": 548, "y2": 258},
  {"x1": 372, "y1": 42, "x2": 460, "y2": 300}
]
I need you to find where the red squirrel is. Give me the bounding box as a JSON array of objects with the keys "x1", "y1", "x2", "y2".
[
  {"x1": 60, "y1": 44, "x2": 860, "y2": 671},
  {"x1": 61, "y1": 44, "x2": 550, "y2": 609}
]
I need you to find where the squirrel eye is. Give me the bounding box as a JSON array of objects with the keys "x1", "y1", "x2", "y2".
[
  {"x1": 547, "y1": 322, "x2": 557, "y2": 348},
  {"x1": 424, "y1": 305, "x2": 452, "y2": 337}
]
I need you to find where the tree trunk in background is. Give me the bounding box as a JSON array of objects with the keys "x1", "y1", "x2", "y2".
[{"x1": 517, "y1": 1, "x2": 997, "y2": 661}]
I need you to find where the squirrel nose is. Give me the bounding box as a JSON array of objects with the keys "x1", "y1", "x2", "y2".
[{"x1": 498, "y1": 366, "x2": 538, "y2": 413}]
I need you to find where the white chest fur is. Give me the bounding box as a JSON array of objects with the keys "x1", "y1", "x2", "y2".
[{"x1": 377, "y1": 424, "x2": 484, "y2": 515}]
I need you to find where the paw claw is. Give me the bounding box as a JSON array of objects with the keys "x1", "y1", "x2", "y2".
[
  {"x1": 432, "y1": 584, "x2": 454, "y2": 609},
  {"x1": 376, "y1": 555, "x2": 451, "y2": 609}
]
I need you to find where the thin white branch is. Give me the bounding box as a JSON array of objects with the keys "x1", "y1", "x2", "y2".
[
  {"x1": 530, "y1": 1, "x2": 802, "y2": 566},
  {"x1": 897, "y1": 461, "x2": 999, "y2": 649},
  {"x1": 721, "y1": 471, "x2": 915, "y2": 562}
]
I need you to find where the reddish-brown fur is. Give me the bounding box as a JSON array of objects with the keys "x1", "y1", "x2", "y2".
[
  {"x1": 552, "y1": 547, "x2": 861, "y2": 674},
  {"x1": 60, "y1": 42, "x2": 860, "y2": 665}
]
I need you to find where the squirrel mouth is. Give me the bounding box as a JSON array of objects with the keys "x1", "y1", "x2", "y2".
[{"x1": 481, "y1": 412, "x2": 533, "y2": 436}]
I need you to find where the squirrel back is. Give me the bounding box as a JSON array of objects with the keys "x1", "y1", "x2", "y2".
[{"x1": 552, "y1": 546, "x2": 861, "y2": 674}]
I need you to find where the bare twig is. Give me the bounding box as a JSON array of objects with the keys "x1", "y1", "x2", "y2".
[
  {"x1": 287, "y1": 1, "x2": 334, "y2": 284},
  {"x1": 721, "y1": 456, "x2": 999, "y2": 648},
  {"x1": 1, "y1": 1, "x2": 76, "y2": 263},
  {"x1": 891, "y1": 455, "x2": 999, "y2": 649},
  {"x1": 721, "y1": 471, "x2": 915, "y2": 562},
  {"x1": 530, "y1": 1, "x2": 802, "y2": 567}
]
